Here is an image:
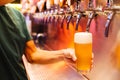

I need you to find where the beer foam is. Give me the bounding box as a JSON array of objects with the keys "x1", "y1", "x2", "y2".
[{"x1": 74, "y1": 32, "x2": 92, "y2": 44}]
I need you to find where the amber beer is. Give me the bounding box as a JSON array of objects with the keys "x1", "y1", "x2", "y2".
[{"x1": 74, "y1": 32, "x2": 92, "y2": 73}]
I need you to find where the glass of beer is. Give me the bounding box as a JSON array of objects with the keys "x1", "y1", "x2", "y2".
[{"x1": 74, "y1": 32, "x2": 92, "y2": 74}]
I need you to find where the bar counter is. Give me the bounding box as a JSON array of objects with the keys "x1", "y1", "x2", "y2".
[{"x1": 22, "y1": 55, "x2": 87, "y2": 80}]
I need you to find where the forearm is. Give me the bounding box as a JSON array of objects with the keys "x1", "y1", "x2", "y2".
[
  {"x1": 25, "y1": 40, "x2": 76, "y2": 64},
  {"x1": 29, "y1": 49, "x2": 65, "y2": 64},
  {"x1": 25, "y1": 40, "x2": 64, "y2": 64}
]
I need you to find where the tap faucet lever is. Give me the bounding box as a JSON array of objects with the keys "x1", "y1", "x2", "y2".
[
  {"x1": 61, "y1": 15, "x2": 65, "y2": 28},
  {"x1": 76, "y1": 13, "x2": 81, "y2": 30},
  {"x1": 88, "y1": 0, "x2": 94, "y2": 9},
  {"x1": 67, "y1": 14, "x2": 72, "y2": 29},
  {"x1": 50, "y1": 16, "x2": 55, "y2": 23},
  {"x1": 104, "y1": 11, "x2": 115, "y2": 37},
  {"x1": 75, "y1": 12, "x2": 85, "y2": 30},
  {"x1": 86, "y1": 11, "x2": 97, "y2": 32},
  {"x1": 106, "y1": 0, "x2": 113, "y2": 8}
]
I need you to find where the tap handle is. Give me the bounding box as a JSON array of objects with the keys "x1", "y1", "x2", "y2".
[
  {"x1": 61, "y1": 15, "x2": 65, "y2": 28},
  {"x1": 55, "y1": 16, "x2": 59, "y2": 23},
  {"x1": 43, "y1": 17, "x2": 46, "y2": 24},
  {"x1": 47, "y1": 16, "x2": 51, "y2": 23},
  {"x1": 106, "y1": 0, "x2": 113, "y2": 8},
  {"x1": 76, "y1": 0, "x2": 81, "y2": 10},
  {"x1": 67, "y1": 15, "x2": 72, "y2": 29},
  {"x1": 75, "y1": 13, "x2": 81, "y2": 30},
  {"x1": 104, "y1": 21, "x2": 109, "y2": 37},
  {"x1": 86, "y1": 12, "x2": 97, "y2": 31},
  {"x1": 104, "y1": 11, "x2": 115, "y2": 37},
  {"x1": 88, "y1": 0, "x2": 93, "y2": 9},
  {"x1": 50, "y1": 16, "x2": 55, "y2": 23}
]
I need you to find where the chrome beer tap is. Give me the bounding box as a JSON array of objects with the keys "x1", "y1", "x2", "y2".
[
  {"x1": 104, "y1": 11, "x2": 115, "y2": 37},
  {"x1": 106, "y1": 0, "x2": 113, "y2": 8},
  {"x1": 50, "y1": 15, "x2": 55, "y2": 23},
  {"x1": 75, "y1": 12, "x2": 86, "y2": 30},
  {"x1": 104, "y1": 0, "x2": 115, "y2": 37},
  {"x1": 46, "y1": 10, "x2": 51, "y2": 23},
  {"x1": 86, "y1": 0, "x2": 98, "y2": 32},
  {"x1": 66, "y1": 13, "x2": 72, "y2": 29},
  {"x1": 61, "y1": 15, "x2": 65, "y2": 28},
  {"x1": 47, "y1": 15, "x2": 51, "y2": 23},
  {"x1": 86, "y1": 11, "x2": 97, "y2": 32},
  {"x1": 88, "y1": 0, "x2": 94, "y2": 9}
]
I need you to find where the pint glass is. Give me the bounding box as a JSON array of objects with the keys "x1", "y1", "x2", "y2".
[{"x1": 74, "y1": 32, "x2": 92, "y2": 73}]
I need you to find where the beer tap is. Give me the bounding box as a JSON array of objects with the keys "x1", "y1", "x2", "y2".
[
  {"x1": 57, "y1": 8, "x2": 65, "y2": 28},
  {"x1": 103, "y1": 0, "x2": 115, "y2": 37},
  {"x1": 75, "y1": 12, "x2": 85, "y2": 30},
  {"x1": 46, "y1": 10, "x2": 51, "y2": 23},
  {"x1": 50, "y1": 9, "x2": 55, "y2": 23},
  {"x1": 50, "y1": 15, "x2": 55, "y2": 23},
  {"x1": 88, "y1": 0, "x2": 94, "y2": 9},
  {"x1": 54, "y1": 9, "x2": 59, "y2": 23},
  {"x1": 76, "y1": 0, "x2": 81, "y2": 10},
  {"x1": 47, "y1": 15, "x2": 51, "y2": 23},
  {"x1": 43, "y1": 11, "x2": 48, "y2": 24},
  {"x1": 86, "y1": 0, "x2": 97, "y2": 32},
  {"x1": 86, "y1": 11, "x2": 97, "y2": 32},
  {"x1": 61, "y1": 15, "x2": 65, "y2": 28},
  {"x1": 66, "y1": 0, "x2": 75, "y2": 29},
  {"x1": 66, "y1": 13, "x2": 72, "y2": 29},
  {"x1": 104, "y1": 11, "x2": 115, "y2": 37},
  {"x1": 106, "y1": 0, "x2": 113, "y2": 8}
]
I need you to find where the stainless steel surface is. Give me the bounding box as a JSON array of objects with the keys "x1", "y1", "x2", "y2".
[{"x1": 22, "y1": 55, "x2": 87, "y2": 80}]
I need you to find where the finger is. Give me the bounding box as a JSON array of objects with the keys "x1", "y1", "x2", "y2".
[
  {"x1": 69, "y1": 49, "x2": 77, "y2": 61},
  {"x1": 66, "y1": 48, "x2": 77, "y2": 61}
]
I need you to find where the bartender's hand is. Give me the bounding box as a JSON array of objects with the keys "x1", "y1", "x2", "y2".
[{"x1": 63, "y1": 48, "x2": 77, "y2": 61}]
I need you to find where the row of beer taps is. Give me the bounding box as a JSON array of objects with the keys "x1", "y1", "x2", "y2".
[{"x1": 33, "y1": 0, "x2": 120, "y2": 37}]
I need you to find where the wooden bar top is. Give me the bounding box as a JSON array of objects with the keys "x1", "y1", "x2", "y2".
[{"x1": 22, "y1": 55, "x2": 87, "y2": 80}]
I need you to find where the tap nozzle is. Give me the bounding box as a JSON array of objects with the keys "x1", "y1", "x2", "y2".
[
  {"x1": 86, "y1": 11, "x2": 97, "y2": 32},
  {"x1": 66, "y1": 14, "x2": 72, "y2": 29},
  {"x1": 104, "y1": 11, "x2": 115, "y2": 37}
]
